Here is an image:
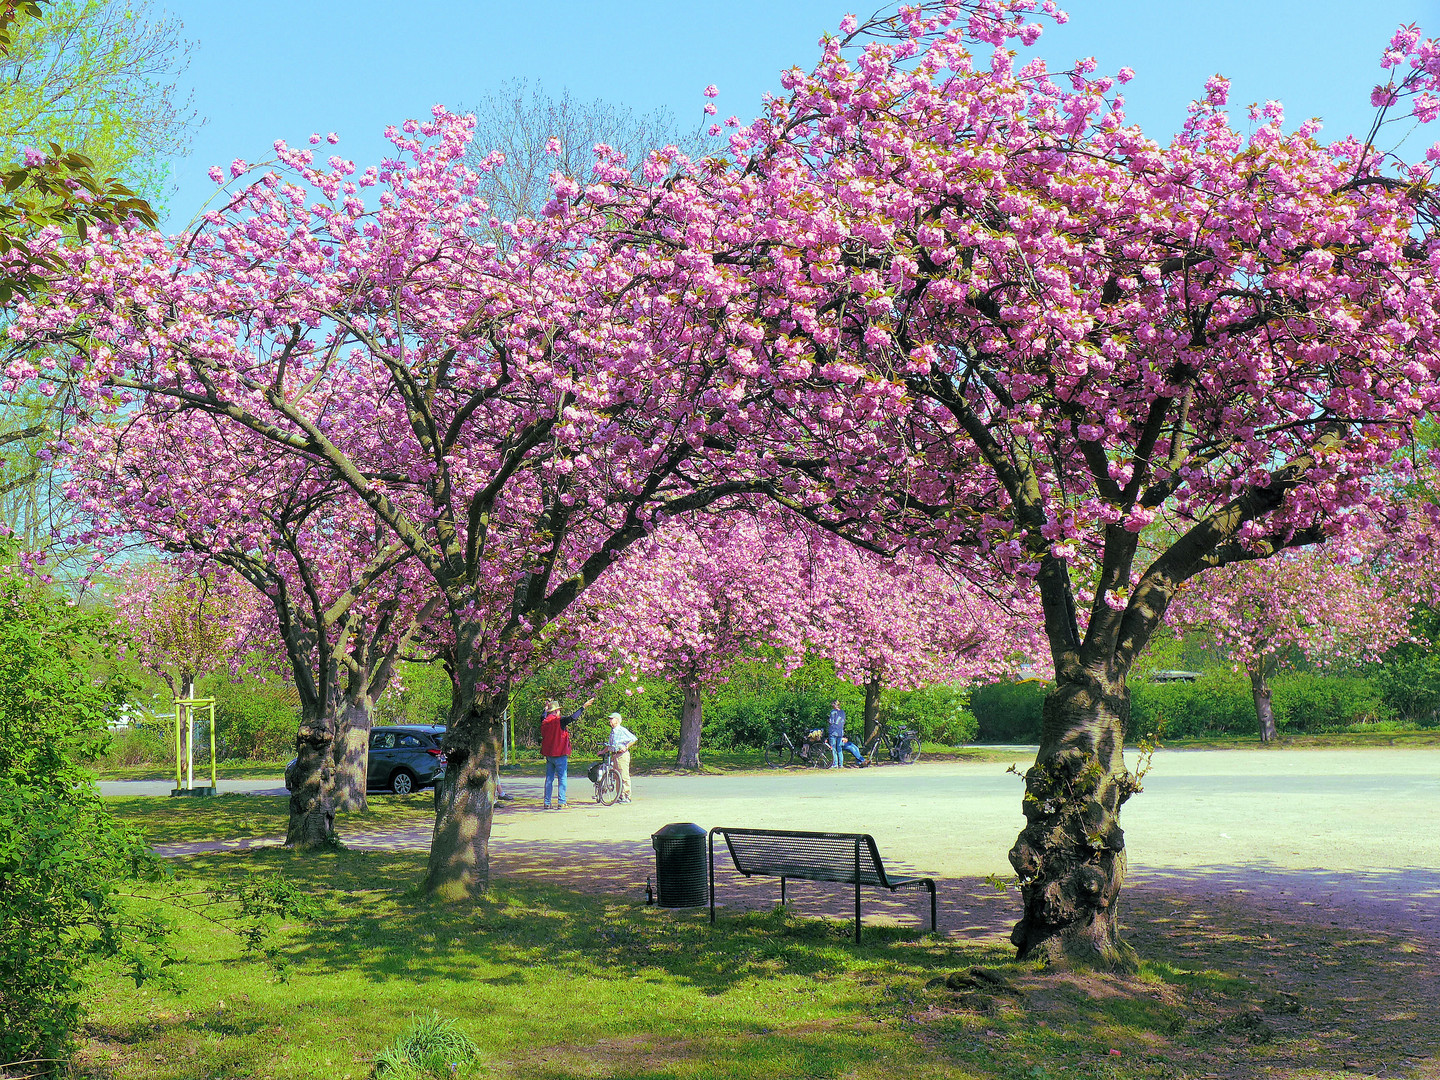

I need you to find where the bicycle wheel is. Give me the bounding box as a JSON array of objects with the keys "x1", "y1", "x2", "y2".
[
  {"x1": 809, "y1": 746, "x2": 833, "y2": 768},
  {"x1": 898, "y1": 737, "x2": 921, "y2": 765},
  {"x1": 764, "y1": 741, "x2": 794, "y2": 768},
  {"x1": 597, "y1": 768, "x2": 621, "y2": 805}
]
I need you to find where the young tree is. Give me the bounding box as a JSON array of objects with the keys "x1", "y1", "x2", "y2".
[
  {"x1": 566, "y1": 514, "x2": 813, "y2": 769},
  {"x1": 1170, "y1": 549, "x2": 1411, "y2": 741}
]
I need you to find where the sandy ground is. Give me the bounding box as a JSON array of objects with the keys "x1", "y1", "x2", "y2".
[{"x1": 134, "y1": 747, "x2": 1440, "y2": 945}]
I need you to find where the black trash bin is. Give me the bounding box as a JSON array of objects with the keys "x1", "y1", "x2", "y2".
[{"x1": 651, "y1": 822, "x2": 708, "y2": 907}]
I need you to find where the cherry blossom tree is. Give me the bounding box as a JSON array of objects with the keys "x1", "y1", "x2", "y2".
[
  {"x1": 806, "y1": 544, "x2": 1042, "y2": 741},
  {"x1": 1170, "y1": 549, "x2": 1411, "y2": 742},
  {"x1": 70, "y1": 405, "x2": 440, "y2": 835},
  {"x1": 587, "y1": 8, "x2": 1440, "y2": 966},
  {"x1": 109, "y1": 560, "x2": 263, "y2": 700},
  {"x1": 566, "y1": 513, "x2": 813, "y2": 769}
]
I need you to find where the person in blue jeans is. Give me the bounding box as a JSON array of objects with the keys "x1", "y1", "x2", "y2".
[
  {"x1": 827, "y1": 699, "x2": 865, "y2": 767},
  {"x1": 540, "y1": 695, "x2": 593, "y2": 808}
]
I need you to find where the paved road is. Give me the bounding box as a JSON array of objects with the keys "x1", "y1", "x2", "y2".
[{"x1": 106, "y1": 747, "x2": 1440, "y2": 938}]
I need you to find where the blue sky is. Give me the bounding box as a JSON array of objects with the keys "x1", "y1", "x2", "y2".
[{"x1": 159, "y1": 0, "x2": 1440, "y2": 231}]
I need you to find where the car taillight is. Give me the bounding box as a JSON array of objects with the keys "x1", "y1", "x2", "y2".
[{"x1": 427, "y1": 749, "x2": 446, "y2": 764}]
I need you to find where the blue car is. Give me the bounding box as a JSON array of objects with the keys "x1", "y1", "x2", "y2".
[{"x1": 284, "y1": 724, "x2": 447, "y2": 795}]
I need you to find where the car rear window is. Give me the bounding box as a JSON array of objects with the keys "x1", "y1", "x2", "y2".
[{"x1": 397, "y1": 734, "x2": 424, "y2": 748}]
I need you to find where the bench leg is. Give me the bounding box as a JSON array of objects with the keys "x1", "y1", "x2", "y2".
[
  {"x1": 929, "y1": 881, "x2": 937, "y2": 933},
  {"x1": 708, "y1": 831, "x2": 716, "y2": 925},
  {"x1": 780, "y1": 876, "x2": 786, "y2": 906},
  {"x1": 854, "y1": 840, "x2": 862, "y2": 944}
]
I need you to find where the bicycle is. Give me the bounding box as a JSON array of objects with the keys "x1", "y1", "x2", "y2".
[
  {"x1": 861, "y1": 723, "x2": 922, "y2": 765},
  {"x1": 589, "y1": 748, "x2": 622, "y2": 805},
  {"x1": 762, "y1": 729, "x2": 833, "y2": 768}
]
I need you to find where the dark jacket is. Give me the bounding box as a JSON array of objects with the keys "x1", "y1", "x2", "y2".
[
  {"x1": 540, "y1": 707, "x2": 584, "y2": 757},
  {"x1": 827, "y1": 707, "x2": 847, "y2": 740}
]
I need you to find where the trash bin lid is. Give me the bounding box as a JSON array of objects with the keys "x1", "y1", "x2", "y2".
[{"x1": 651, "y1": 821, "x2": 706, "y2": 841}]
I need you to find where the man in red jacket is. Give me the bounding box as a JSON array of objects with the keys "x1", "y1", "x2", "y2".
[{"x1": 541, "y1": 696, "x2": 594, "y2": 809}]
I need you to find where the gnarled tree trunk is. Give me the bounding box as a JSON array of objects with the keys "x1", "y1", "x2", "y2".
[
  {"x1": 1008, "y1": 667, "x2": 1139, "y2": 971},
  {"x1": 332, "y1": 694, "x2": 373, "y2": 812},
  {"x1": 425, "y1": 665, "x2": 506, "y2": 900},
  {"x1": 676, "y1": 680, "x2": 703, "y2": 770},
  {"x1": 287, "y1": 706, "x2": 337, "y2": 849},
  {"x1": 862, "y1": 674, "x2": 881, "y2": 743},
  {"x1": 1249, "y1": 664, "x2": 1277, "y2": 743}
]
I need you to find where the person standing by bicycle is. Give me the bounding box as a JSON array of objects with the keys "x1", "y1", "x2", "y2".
[
  {"x1": 827, "y1": 699, "x2": 865, "y2": 768},
  {"x1": 605, "y1": 712, "x2": 638, "y2": 803},
  {"x1": 541, "y1": 696, "x2": 594, "y2": 809}
]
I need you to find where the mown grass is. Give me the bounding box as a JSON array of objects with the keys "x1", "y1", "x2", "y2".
[
  {"x1": 105, "y1": 793, "x2": 434, "y2": 845},
  {"x1": 72, "y1": 847, "x2": 1292, "y2": 1080}
]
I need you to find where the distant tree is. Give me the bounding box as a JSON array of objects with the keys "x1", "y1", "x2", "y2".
[
  {"x1": 1171, "y1": 549, "x2": 1411, "y2": 742},
  {"x1": 461, "y1": 78, "x2": 702, "y2": 227}
]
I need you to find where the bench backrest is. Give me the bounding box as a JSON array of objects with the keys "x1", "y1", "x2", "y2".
[{"x1": 715, "y1": 828, "x2": 892, "y2": 887}]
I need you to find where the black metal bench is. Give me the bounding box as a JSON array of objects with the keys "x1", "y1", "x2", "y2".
[{"x1": 707, "y1": 827, "x2": 937, "y2": 942}]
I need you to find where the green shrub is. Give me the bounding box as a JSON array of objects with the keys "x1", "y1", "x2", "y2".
[
  {"x1": 970, "y1": 680, "x2": 1048, "y2": 742},
  {"x1": 375, "y1": 660, "x2": 453, "y2": 728},
  {"x1": 0, "y1": 572, "x2": 171, "y2": 1066},
  {"x1": 1271, "y1": 673, "x2": 1391, "y2": 732},
  {"x1": 1130, "y1": 670, "x2": 1255, "y2": 739},
  {"x1": 1373, "y1": 608, "x2": 1440, "y2": 725},
  {"x1": 211, "y1": 681, "x2": 298, "y2": 759},
  {"x1": 879, "y1": 684, "x2": 978, "y2": 744},
  {"x1": 96, "y1": 723, "x2": 171, "y2": 767}
]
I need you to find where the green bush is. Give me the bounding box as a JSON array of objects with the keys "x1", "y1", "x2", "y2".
[
  {"x1": 96, "y1": 723, "x2": 171, "y2": 767},
  {"x1": 1271, "y1": 673, "x2": 1391, "y2": 732},
  {"x1": 0, "y1": 572, "x2": 171, "y2": 1066},
  {"x1": 211, "y1": 681, "x2": 298, "y2": 759},
  {"x1": 375, "y1": 661, "x2": 453, "y2": 728},
  {"x1": 879, "y1": 684, "x2": 978, "y2": 744},
  {"x1": 1373, "y1": 608, "x2": 1440, "y2": 725},
  {"x1": 970, "y1": 680, "x2": 1048, "y2": 742},
  {"x1": 1130, "y1": 670, "x2": 1255, "y2": 739}
]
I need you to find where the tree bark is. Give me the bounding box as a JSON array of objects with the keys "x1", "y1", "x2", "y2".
[
  {"x1": 1008, "y1": 668, "x2": 1139, "y2": 971},
  {"x1": 286, "y1": 707, "x2": 337, "y2": 849},
  {"x1": 332, "y1": 694, "x2": 373, "y2": 812},
  {"x1": 425, "y1": 662, "x2": 505, "y2": 900},
  {"x1": 1250, "y1": 664, "x2": 1277, "y2": 744},
  {"x1": 676, "y1": 680, "x2": 703, "y2": 770},
  {"x1": 863, "y1": 674, "x2": 881, "y2": 743}
]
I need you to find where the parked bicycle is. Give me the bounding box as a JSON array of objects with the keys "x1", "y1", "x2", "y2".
[
  {"x1": 763, "y1": 728, "x2": 833, "y2": 768},
  {"x1": 588, "y1": 748, "x2": 623, "y2": 804},
  {"x1": 861, "y1": 722, "x2": 921, "y2": 765}
]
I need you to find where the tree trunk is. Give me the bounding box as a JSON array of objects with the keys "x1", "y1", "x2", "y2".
[
  {"x1": 1008, "y1": 668, "x2": 1139, "y2": 971},
  {"x1": 332, "y1": 694, "x2": 373, "y2": 812},
  {"x1": 1250, "y1": 665, "x2": 1277, "y2": 744},
  {"x1": 287, "y1": 707, "x2": 337, "y2": 849},
  {"x1": 676, "y1": 681, "x2": 703, "y2": 770},
  {"x1": 425, "y1": 667, "x2": 505, "y2": 901},
  {"x1": 863, "y1": 674, "x2": 881, "y2": 743}
]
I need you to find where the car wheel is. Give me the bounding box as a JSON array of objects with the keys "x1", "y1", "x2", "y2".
[{"x1": 390, "y1": 768, "x2": 417, "y2": 795}]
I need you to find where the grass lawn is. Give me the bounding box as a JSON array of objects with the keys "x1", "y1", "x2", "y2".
[
  {"x1": 106, "y1": 793, "x2": 434, "y2": 845},
  {"x1": 80, "y1": 803, "x2": 1439, "y2": 1080}
]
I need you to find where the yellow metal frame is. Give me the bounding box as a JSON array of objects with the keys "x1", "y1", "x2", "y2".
[{"x1": 173, "y1": 696, "x2": 218, "y2": 792}]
